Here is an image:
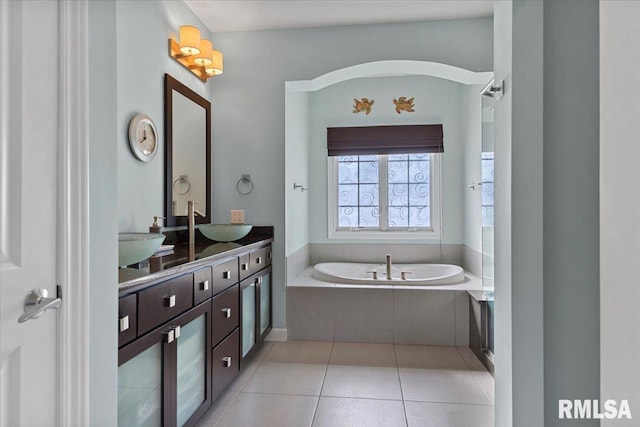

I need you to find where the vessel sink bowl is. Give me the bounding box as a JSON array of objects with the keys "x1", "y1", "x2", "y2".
[
  {"x1": 118, "y1": 233, "x2": 165, "y2": 267},
  {"x1": 198, "y1": 224, "x2": 252, "y2": 242}
]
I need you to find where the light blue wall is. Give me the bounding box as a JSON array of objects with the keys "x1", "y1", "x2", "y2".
[
  {"x1": 307, "y1": 75, "x2": 468, "y2": 244},
  {"x1": 89, "y1": 1, "x2": 118, "y2": 425},
  {"x1": 493, "y1": 1, "x2": 600, "y2": 425},
  {"x1": 285, "y1": 91, "x2": 309, "y2": 256},
  {"x1": 210, "y1": 18, "x2": 493, "y2": 328},
  {"x1": 600, "y1": 2, "x2": 640, "y2": 422},
  {"x1": 462, "y1": 84, "x2": 484, "y2": 252},
  {"x1": 493, "y1": 2, "x2": 513, "y2": 425},
  {"x1": 116, "y1": 0, "x2": 211, "y2": 232}
]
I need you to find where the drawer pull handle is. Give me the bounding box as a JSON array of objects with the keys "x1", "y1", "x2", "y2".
[
  {"x1": 119, "y1": 315, "x2": 129, "y2": 332},
  {"x1": 173, "y1": 326, "x2": 181, "y2": 339},
  {"x1": 200, "y1": 280, "x2": 209, "y2": 291},
  {"x1": 222, "y1": 308, "x2": 232, "y2": 318},
  {"x1": 257, "y1": 276, "x2": 263, "y2": 285},
  {"x1": 256, "y1": 256, "x2": 262, "y2": 265},
  {"x1": 165, "y1": 294, "x2": 176, "y2": 308},
  {"x1": 241, "y1": 263, "x2": 249, "y2": 271},
  {"x1": 165, "y1": 329, "x2": 175, "y2": 343},
  {"x1": 268, "y1": 252, "x2": 272, "y2": 260},
  {"x1": 223, "y1": 270, "x2": 232, "y2": 279},
  {"x1": 222, "y1": 356, "x2": 232, "y2": 368}
]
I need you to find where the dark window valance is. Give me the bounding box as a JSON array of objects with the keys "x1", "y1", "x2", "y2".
[{"x1": 327, "y1": 124, "x2": 444, "y2": 156}]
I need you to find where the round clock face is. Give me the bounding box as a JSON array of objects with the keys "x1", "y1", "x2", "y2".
[{"x1": 128, "y1": 113, "x2": 158, "y2": 162}]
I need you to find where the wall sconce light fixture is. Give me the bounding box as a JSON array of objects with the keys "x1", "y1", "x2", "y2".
[{"x1": 169, "y1": 25, "x2": 223, "y2": 82}]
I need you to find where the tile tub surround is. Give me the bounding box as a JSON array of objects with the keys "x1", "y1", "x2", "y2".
[
  {"x1": 286, "y1": 267, "x2": 480, "y2": 345},
  {"x1": 195, "y1": 341, "x2": 494, "y2": 427},
  {"x1": 308, "y1": 243, "x2": 464, "y2": 265}
]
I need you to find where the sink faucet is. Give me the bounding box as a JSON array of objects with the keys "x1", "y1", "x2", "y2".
[
  {"x1": 386, "y1": 254, "x2": 392, "y2": 280},
  {"x1": 188, "y1": 200, "x2": 206, "y2": 251}
]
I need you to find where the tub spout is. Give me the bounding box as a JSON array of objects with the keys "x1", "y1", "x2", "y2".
[{"x1": 386, "y1": 254, "x2": 392, "y2": 280}]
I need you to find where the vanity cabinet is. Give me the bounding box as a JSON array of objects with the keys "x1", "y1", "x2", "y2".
[
  {"x1": 118, "y1": 241, "x2": 271, "y2": 425},
  {"x1": 240, "y1": 265, "x2": 272, "y2": 363},
  {"x1": 118, "y1": 301, "x2": 212, "y2": 427}
]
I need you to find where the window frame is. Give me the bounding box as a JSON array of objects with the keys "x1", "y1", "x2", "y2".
[{"x1": 327, "y1": 153, "x2": 442, "y2": 240}]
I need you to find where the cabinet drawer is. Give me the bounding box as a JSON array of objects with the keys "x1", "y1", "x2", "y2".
[
  {"x1": 194, "y1": 266, "x2": 213, "y2": 305},
  {"x1": 211, "y1": 258, "x2": 238, "y2": 295},
  {"x1": 138, "y1": 274, "x2": 193, "y2": 335},
  {"x1": 118, "y1": 294, "x2": 137, "y2": 348},
  {"x1": 239, "y1": 253, "x2": 251, "y2": 280},
  {"x1": 212, "y1": 284, "x2": 239, "y2": 346},
  {"x1": 250, "y1": 247, "x2": 268, "y2": 275},
  {"x1": 212, "y1": 329, "x2": 239, "y2": 401}
]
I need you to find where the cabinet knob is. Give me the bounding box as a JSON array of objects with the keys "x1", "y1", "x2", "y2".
[
  {"x1": 200, "y1": 280, "x2": 209, "y2": 291},
  {"x1": 222, "y1": 308, "x2": 232, "y2": 318},
  {"x1": 223, "y1": 270, "x2": 232, "y2": 280},
  {"x1": 165, "y1": 329, "x2": 175, "y2": 343},
  {"x1": 241, "y1": 263, "x2": 249, "y2": 271},
  {"x1": 165, "y1": 294, "x2": 176, "y2": 308},
  {"x1": 119, "y1": 315, "x2": 129, "y2": 332},
  {"x1": 222, "y1": 356, "x2": 232, "y2": 368},
  {"x1": 173, "y1": 325, "x2": 181, "y2": 339},
  {"x1": 255, "y1": 256, "x2": 262, "y2": 265}
]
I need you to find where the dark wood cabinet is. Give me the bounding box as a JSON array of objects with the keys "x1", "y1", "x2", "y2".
[
  {"x1": 193, "y1": 266, "x2": 213, "y2": 305},
  {"x1": 138, "y1": 273, "x2": 194, "y2": 335},
  {"x1": 118, "y1": 242, "x2": 271, "y2": 425},
  {"x1": 212, "y1": 284, "x2": 239, "y2": 345},
  {"x1": 118, "y1": 293, "x2": 137, "y2": 348},
  {"x1": 240, "y1": 265, "x2": 272, "y2": 364},
  {"x1": 212, "y1": 329, "x2": 240, "y2": 401},
  {"x1": 118, "y1": 301, "x2": 212, "y2": 427}
]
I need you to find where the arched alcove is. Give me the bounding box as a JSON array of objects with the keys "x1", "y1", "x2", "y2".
[{"x1": 285, "y1": 60, "x2": 493, "y2": 255}]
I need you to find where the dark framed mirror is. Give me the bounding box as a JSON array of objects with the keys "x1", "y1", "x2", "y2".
[{"x1": 164, "y1": 73, "x2": 211, "y2": 226}]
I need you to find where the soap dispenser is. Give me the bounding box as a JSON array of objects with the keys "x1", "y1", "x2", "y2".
[{"x1": 150, "y1": 216, "x2": 165, "y2": 233}]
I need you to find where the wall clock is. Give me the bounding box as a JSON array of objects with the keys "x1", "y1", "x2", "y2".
[{"x1": 128, "y1": 113, "x2": 158, "y2": 162}]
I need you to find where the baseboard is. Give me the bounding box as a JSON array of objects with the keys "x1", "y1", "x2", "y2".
[{"x1": 265, "y1": 328, "x2": 288, "y2": 342}]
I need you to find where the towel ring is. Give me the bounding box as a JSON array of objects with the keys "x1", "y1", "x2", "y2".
[
  {"x1": 173, "y1": 175, "x2": 191, "y2": 195},
  {"x1": 236, "y1": 174, "x2": 254, "y2": 195}
]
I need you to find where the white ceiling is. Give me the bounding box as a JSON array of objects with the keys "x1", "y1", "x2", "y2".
[{"x1": 183, "y1": 0, "x2": 493, "y2": 33}]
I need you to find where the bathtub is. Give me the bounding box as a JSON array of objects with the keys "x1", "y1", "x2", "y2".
[{"x1": 313, "y1": 262, "x2": 465, "y2": 285}]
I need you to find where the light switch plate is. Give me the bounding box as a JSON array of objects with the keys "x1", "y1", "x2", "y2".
[{"x1": 231, "y1": 210, "x2": 245, "y2": 224}]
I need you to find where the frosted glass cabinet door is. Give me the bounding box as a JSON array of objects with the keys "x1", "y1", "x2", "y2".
[
  {"x1": 259, "y1": 273, "x2": 271, "y2": 336},
  {"x1": 176, "y1": 314, "x2": 206, "y2": 427},
  {"x1": 118, "y1": 343, "x2": 162, "y2": 427},
  {"x1": 241, "y1": 281, "x2": 256, "y2": 357}
]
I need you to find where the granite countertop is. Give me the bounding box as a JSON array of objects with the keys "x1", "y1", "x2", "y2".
[{"x1": 118, "y1": 226, "x2": 273, "y2": 294}]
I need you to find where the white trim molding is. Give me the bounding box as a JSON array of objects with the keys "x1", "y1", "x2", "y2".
[
  {"x1": 57, "y1": 0, "x2": 90, "y2": 425},
  {"x1": 286, "y1": 60, "x2": 494, "y2": 93}
]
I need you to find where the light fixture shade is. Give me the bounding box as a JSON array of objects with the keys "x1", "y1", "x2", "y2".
[
  {"x1": 194, "y1": 39, "x2": 213, "y2": 66},
  {"x1": 179, "y1": 25, "x2": 201, "y2": 55},
  {"x1": 206, "y1": 50, "x2": 224, "y2": 76}
]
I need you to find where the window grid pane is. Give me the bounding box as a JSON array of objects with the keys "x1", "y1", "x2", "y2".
[
  {"x1": 387, "y1": 155, "x2": 430, "y2": 228},
  {"x1": 481, "y1": 152, "x2": 494, "y2": 227},
  {"x1": 337, "y1": 156, "x2": 380, "y2": 228}
]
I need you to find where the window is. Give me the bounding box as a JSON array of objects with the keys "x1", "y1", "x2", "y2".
[
  {"x1": 481, "y1": 152, "x2": 494, "y2": 227},
  {"x1": 328, "y1": 153, "x2": 441, "y2": 240}
]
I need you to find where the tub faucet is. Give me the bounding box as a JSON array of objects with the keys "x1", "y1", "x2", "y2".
[
  {"x1": 386, "y1": 254, "x2": 392, "y2": 280},
  {"x1": 188, "y1": 200, "x2": 206, "y2": 257}
]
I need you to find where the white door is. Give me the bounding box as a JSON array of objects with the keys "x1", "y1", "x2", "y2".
[{"x1": 1, "y1": 1, "x2": 61, "y2": 425}]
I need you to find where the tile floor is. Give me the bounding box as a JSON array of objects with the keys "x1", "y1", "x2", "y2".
[{"x1": 196, "y1": 341, "x2": 494, "y2": 427}]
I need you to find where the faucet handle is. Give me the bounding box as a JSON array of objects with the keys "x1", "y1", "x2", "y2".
[
  {"x1": 366, "y1": 270, "x2": 378, "y2": 280},
  {"x1": 401, "y1": 271, "x2": 412, "y2": 280}
]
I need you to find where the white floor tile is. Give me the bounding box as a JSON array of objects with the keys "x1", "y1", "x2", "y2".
[
  {"x1": 322, "y1": 365, "x2": 402, "y2": 400},
  {"x1": 312, "y1": 397, "x2": 407, "y2": 427},
  {"x1": 405, "y1": 401, "x2": 494, "y2": 427}
]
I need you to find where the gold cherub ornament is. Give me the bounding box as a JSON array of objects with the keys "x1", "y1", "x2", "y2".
[
  {"x1": 393, "y1": 97, "x2": 415, "y2": 114},
  {"x1": 353, "y1": 98, "x2": 375, "y2": 115}
]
